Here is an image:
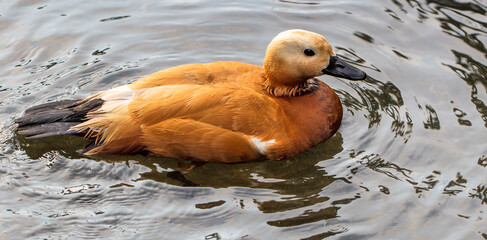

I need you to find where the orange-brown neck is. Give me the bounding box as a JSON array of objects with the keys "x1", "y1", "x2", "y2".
[{"x1": 264, "y1": 77, "x2": 320, "y2": 97}]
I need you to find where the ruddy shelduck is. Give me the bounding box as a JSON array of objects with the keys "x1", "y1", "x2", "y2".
[{"x1": 16, "y1": 29, "x2": 366, "y2": 163}]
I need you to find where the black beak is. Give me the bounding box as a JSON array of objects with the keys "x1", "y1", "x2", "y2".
[{"x1": 322, "y1": 56, "x2": 366, "y2": 80}]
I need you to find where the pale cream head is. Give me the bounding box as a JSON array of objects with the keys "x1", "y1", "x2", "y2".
[{"x1": 263, "y1": 29, "x2": 336, "y2": 96}]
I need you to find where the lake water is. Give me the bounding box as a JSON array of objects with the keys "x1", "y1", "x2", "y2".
[{"x1": 1, "y1": 0, "x2": 487, "y2": 239}]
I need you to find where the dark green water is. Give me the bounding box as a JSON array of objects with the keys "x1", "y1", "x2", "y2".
[{"x1": 1, "y1": 0, "x2": 486, "y2": 239}]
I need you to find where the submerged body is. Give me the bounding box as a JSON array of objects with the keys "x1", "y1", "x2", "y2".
[{"x1": 16, "y1": 30, "x2": 365, "y2": 163}]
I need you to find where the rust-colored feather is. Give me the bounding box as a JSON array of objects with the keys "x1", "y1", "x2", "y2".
[{"x1": 142, "y1": 119, "x2": 260, "y2": 162}]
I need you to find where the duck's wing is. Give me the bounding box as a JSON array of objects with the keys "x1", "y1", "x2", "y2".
[
  {"x1": 140, "y1": 118, "x2": 263, "y2": 162},
  {"x1": 130, "y1": 84, "x2": 280, "y2": 130}
]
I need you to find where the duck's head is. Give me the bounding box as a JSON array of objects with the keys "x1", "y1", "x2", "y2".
[{"x1": 264, "y1": 29, "x2": 366, "y2": 97}]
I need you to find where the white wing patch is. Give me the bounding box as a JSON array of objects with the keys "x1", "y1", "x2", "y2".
[
  {"x1": 251, "y1": 137, "x2": 276, "y2": 155},
  {"x1": 98, "y1": 85, "x2": 135, "y2": 113},
  {"x1": 100, "y1": 85, "x2": 135, "y2": 101}
]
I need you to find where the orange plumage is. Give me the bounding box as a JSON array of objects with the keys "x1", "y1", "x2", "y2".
[{"x1": 16, "y1": 29, "x2": 366, "y2": 162}]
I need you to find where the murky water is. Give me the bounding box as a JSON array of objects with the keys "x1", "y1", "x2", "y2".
[{"x1": 1, "y1": 0, "x2": 487, "y2": 239}]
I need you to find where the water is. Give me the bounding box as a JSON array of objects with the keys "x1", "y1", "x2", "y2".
[{"x1": 1, "y1": 0, "x2": 487, "y2": 239}]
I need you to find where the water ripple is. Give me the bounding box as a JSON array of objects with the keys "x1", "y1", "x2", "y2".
[{"x1": 2, "y1": 0, "x2": 487, "y2": 239}]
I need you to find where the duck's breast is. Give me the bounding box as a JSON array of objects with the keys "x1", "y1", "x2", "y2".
[{"x1": 265, "y1": 82, "x2": 342, "y2": 159}]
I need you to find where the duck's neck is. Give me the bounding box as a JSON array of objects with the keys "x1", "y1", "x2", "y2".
[{"x1": 264, "y1": 77, "x2": 320, "y2": 97}]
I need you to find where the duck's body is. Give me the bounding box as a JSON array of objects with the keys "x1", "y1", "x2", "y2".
[{"x1": 16, "y1": 30, "x2": 365, "y2": 163}]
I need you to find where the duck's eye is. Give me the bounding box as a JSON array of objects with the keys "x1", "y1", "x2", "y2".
[{"x1": 304, "y1": 48, "x2": 315, "y2": 56}]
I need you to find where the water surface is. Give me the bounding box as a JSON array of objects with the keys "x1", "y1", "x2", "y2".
[{"x1": 1, "y1": 0, "x2": 487, "y2": 239}]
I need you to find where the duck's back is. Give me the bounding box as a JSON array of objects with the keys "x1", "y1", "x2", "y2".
[{"x1": 129, "y1": 61, "x2": 265, "y2": 91}]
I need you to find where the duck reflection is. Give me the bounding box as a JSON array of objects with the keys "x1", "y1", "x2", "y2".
[
  {"x1": 17, "y1": 129, "x2": 359, "y2": 230},
  {"x1": 17, "y1": 132, "x2": 344, "y2": 188}
]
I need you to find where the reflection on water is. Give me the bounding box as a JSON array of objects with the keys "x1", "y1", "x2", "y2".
[
  {"x1": 445, "y1": 50, "x2": 487, "y2": 128},
  {"x1": 2, "y1": 0, "x2": 487, "y2": 239},
  {"x1": 337, "y1": 76, "x2": 413, "y2": 139},
  {"x1": 18, "y1": 131, "x2": 345, "y2": 191},
  {"x1": 400, "y1": 0, "x2": 487, "y2": 129}
]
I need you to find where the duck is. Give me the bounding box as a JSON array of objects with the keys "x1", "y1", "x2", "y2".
[{"x1": 15, "y1": 29, "x2": 366, "y2": 163}]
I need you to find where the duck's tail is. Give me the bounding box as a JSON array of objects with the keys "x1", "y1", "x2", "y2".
[{"x1": 15, "y1": 98, "x2": 104, "y2": 139}]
